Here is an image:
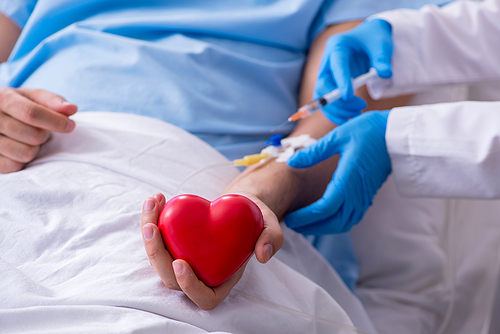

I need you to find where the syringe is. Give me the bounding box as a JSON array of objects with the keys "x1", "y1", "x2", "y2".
[{"x1": 273, "y1": 68, "x2": 378, "y2": 130}]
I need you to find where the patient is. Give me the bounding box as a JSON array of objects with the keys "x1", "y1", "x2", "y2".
[{"x1": 0, "y1": 0, "x2": 447, "y2": 312}]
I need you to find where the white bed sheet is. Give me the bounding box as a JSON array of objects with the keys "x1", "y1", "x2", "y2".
[{"x1": 0, "y1": 112, "x2": 375, "y2": 334}]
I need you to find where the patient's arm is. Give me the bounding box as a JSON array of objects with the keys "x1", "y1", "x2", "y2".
[
  {"x1": 0, "y1": 12, "x2": 21, "y2": 63},
  {"x1": 141, "y1": 19, "x2": 413, "y2": 310},
  {"x1": 141, "y1": 21, "x2": 360, "y2": 311},
  {"x1": 0, "y1": 15, "x2": 79, "y2": 173}
]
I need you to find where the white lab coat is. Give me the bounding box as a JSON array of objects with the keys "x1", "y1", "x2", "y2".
[{"x1": 366, "y1": 0, "x2": 500, "y2": 198}]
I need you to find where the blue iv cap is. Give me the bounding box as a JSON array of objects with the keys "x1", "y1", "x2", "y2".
[{"x1": 266, "y1": 134, "x2": 283, "y2": 147}]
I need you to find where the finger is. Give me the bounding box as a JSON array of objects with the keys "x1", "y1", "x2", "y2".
[
  {"x1": 0, "y1": 155, "x2": 24, "y2": 173},
  {"x1": 321, "y1": 96, "x2": 367, "y2": 125},
  {"x1": 252, "y1": 198, "x2": 283, "y2": 264},
  {"x1": 17, "y1": 88, "x2": 78, "y2": 116},
  {"x1": 294, "y1": 192, "x2": 366, "y2": 235},
  {"x1": 0, "y1": 89, "x2": 75, "y2": 133},
  {"x1": 0, "y1": 134, "x2": 40, "y2": 163},
  {"x1": 327, "y1": 43, "x2": 354, "y2": 100},
  {"x1": 141, "y1": 197, "x2": 180, "y2": 290},
  {"x1": 364, "y1": 23, "x2": 393, "y2": 79},
  {"x1": 152, "y1": 192, "x2": 166, "y2": 209},
  {"x1": 174, "y1": 259, "x2": 247, "y2": 310},
  {"x1": 331, "y1": 96, "x2": 367, "y2": 112},
  {"x1": 0, "y1": 113, "x2": 50, "y2": 146},
  {"x1": 321, "y1": 108, "x2": 359, "y2": 126},
  {"x1": 314, "y1": 72, "x2": 337, "y2": 100},
  {"x1": 284, "y1": 179, "x2": 344, "y2": 230},
  {"x1": 287, "y1": 130, "x2": 339, "y2": 168},
  {"x1": 370, "y1": 43, "x2": 392, "y2": 79},
  {"x1": 291, "y1": 214, "x2": 347, "y2": 235}
]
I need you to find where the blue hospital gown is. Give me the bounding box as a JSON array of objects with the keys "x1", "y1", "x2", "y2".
[
  {"x1": 0, "y1": 0, "x2": 451, "y2": 293},
  {"x1": 0, "y1": 0, "x2": 449, "y2": 159}
]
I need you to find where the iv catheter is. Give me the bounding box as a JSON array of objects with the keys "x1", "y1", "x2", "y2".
[{"x1": 272, "y1": 68, "x2": 379, "y2": 131}]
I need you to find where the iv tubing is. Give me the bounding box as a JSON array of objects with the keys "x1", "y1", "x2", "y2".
[
  {"x1": 175, "y1": 153, "x2": 270, "y2": 195},
  {"x1": 175, "y1": 161, "x2": 234, "y2": 195}
]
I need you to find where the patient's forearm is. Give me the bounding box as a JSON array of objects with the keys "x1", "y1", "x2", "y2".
[
  {"x1": 224, "y1": 150, "x2": 337, "y2": 221},
  {"x1": 0, "y1": 12, "x2": 21, "y2": 63},
  {"x1": 223, "y1": 22, "x2": 362, "y2": 218},
  {"x1": 224, "y1": 19, "x2": 411, "y2": 219},
  {"x1": 224, "y1": 111, "x2": 338, "y2": 220}
]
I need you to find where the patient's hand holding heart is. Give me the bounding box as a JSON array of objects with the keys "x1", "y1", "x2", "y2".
[{"x1": 158, "y1": 194, "x2": 264, "y2": 287}]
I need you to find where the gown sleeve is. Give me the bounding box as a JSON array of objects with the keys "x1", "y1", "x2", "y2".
[
  {"x1": 387, "y1": 101, "x2": 500, "y2": 199},
  {"x1": 368, "y1": 0, "x2": 500, "y2": 98}
]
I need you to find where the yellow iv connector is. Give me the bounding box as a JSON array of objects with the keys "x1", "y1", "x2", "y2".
[{"x1": 233, "y1": 152, "x2": 269, "y2": 167}]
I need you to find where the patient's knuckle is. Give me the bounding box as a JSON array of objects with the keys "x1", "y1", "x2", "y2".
[{"x1": 22, "y1": 104, "x2": 41, "y2": 122}]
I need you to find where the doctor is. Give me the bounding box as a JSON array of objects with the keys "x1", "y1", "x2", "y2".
[{"x1": 285, "y1": 0, "x2": 500, "y2": 234}]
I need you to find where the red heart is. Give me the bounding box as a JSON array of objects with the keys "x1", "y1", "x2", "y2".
[{"x1": 158, "y1": 194, "x2": 264, "y2": 287}]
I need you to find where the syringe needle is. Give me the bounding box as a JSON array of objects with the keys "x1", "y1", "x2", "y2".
[{"x1": 270, "y1": 120, "x2": 290, "y2": 133}]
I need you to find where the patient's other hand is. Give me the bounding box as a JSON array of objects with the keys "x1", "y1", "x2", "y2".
[
  {"x1": 141, "y1": 192, "x2": 282, "y2": 310},
  {"x1": 0, "y1": 88, "x2": 77, "y2": 173}
]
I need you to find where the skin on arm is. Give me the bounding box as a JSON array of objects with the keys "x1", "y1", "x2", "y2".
[
  {"x1": 141, "y1": 19, "x2": 413, "y2": 310},
  {"x1": 0, "y1": 12, "x2": 21, "y2": 63}
]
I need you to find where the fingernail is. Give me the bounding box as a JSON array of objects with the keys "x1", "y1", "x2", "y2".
[
  {"x1": 264, "y1": 244, "x2": 273, "y2": 262},
  {"x1": 66, "y1": 120, "x2": 75, "y2": 132},
  {"x1": 143, "y1": 198, "x2": 155, "y2": 211},
  {"x1": 173, "y1": 261, "x2": 184, "y2": 275},
  {"x1": 143, "y1": 225, "x2": 154, "y2": 241},
  {"x1": 153, "y1": 193, "x2": 162, "y2": 202},
  {"x1": 61, "y1": 100, "x2": 71, "y2": 106}
]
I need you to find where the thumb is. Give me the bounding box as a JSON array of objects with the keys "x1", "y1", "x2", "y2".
[
  {"x1": 371, "y1": 54, "x2": 392, "y2": 79},
  {"x1": 328, "y1": 47, "x2": 354, "y2": 100},
  {"x1": 369, "y1": 39, "x2": 393, "y2": 79}
]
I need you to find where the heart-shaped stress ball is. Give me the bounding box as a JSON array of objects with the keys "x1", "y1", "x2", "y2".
[{"x1": 158, "y1": 194, "x2": 264, "y2": 287}]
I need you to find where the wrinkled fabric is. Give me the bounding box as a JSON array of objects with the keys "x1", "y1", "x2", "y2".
[
  {"x1": 0, "y1": 112, "x2": 375, "y2": 334},
  {"x1": 0, "y1": 0, "x2": 452, "y2": 159}
]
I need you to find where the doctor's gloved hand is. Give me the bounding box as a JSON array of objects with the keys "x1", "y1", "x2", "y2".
[
  {"x1": 285, "y1": 111, "x2": 392, "y2": 235},
  {"x1": 316, "y1": 19, "x2": 393, "y2": 125}
]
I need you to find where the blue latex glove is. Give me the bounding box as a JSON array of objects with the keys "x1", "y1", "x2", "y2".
[
  {"x1": 285, "y1": 110, "x2": 391, "y2": 235},
  {"x1": 315, "y1": 19, "x2": 393, "y2": 125}
]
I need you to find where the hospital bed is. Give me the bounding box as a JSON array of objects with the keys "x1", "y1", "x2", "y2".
[{"x1": 1, "y1": 111, "x2": 500, "y2": 334}]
